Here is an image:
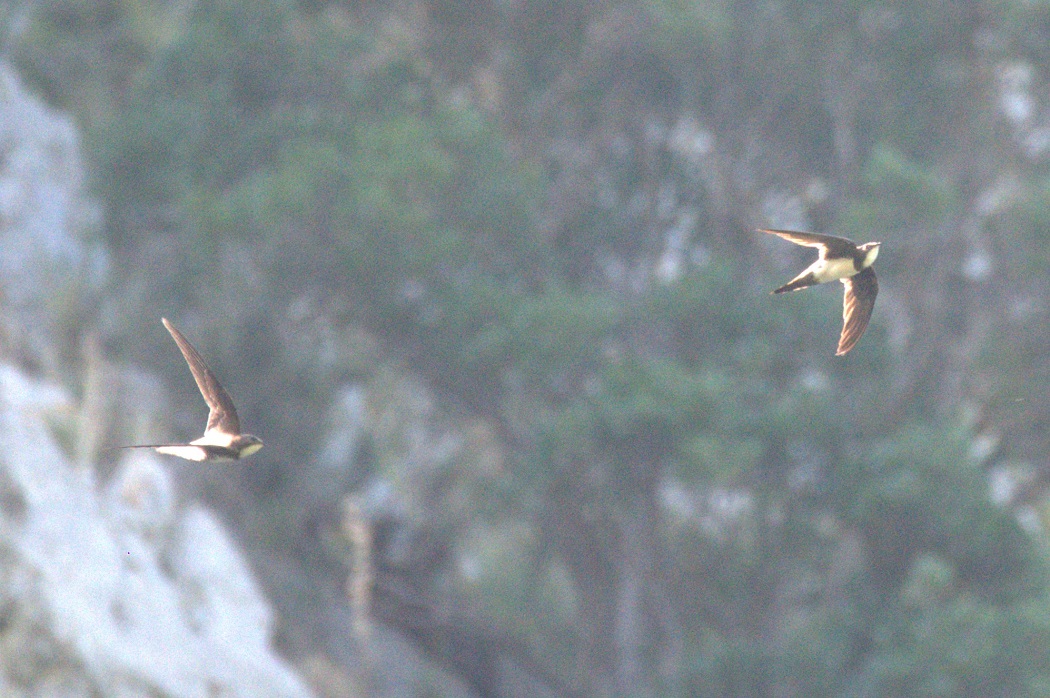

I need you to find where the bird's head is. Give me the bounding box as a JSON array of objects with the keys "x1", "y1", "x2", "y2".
[
  {"x1": 859, "y1": 242, "x2": 881, "y2": 267},
  {"x1": 234, "y1": 434, "x2": 264, "y2": 459}
]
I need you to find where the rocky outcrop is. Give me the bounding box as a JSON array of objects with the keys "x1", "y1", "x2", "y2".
[
  {"x1": 0, "y1": 365, "x2": 314, "y2": 697},
  {"x1": 0, "y1": 61, "x2": 106, "y2": 372}
]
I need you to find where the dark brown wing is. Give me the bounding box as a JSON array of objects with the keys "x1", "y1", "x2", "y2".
[
  {"x1": 836, "y1": 267, "x2": 878, "y2": 356},
  {"x1": 758, "y1": 229, "x2": 857, "y2": 258},
  {"x1": 162, "y1": 318, "x2": 241, "y2": 435}
]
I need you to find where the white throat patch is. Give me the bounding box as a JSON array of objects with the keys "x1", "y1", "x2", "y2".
[{"x1": 863, "y1": 245, "x2": 880, "y2": 267}]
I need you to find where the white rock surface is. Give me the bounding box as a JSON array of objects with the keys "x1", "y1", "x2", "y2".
[
  {"x1": 0, "y1": 61, "x2": 104, "y2": 302},
  {"x1": 0, "y1": 365, "x2": 315, "y2": 698}
]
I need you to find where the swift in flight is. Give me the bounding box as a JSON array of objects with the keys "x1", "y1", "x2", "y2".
[
  {"x1": 760, "y1": 229, "x2": 880, "y2": 356},
  {"x1": 122, "y1": 318, "x2": 263, "y2": 461}
]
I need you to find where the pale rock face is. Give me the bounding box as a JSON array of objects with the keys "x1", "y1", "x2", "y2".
[
  {"x1": 166, "y1": 506, "x2": 275, "y2": 652},
  {"x1": 0, "y1": 364, "x2": 315, "y2": 696},
  {"x1": 0, "y1": 62, "x2": 105, "y2": 305},
  {"x1": 105, "y1": 452, "x2": 176, "y2": 540}
]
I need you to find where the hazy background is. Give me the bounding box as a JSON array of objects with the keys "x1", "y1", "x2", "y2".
[{"x1": 1, "y1": 0, "x2": 1049, "y2": 695}]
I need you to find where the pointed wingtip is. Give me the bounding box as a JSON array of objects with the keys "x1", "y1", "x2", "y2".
[
  {"x1": 836, "y1": 334, "x2": 857, "y2": 355},
  {"x1": 836, "y1": 335, "x2": 861, "y2": 355}
]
